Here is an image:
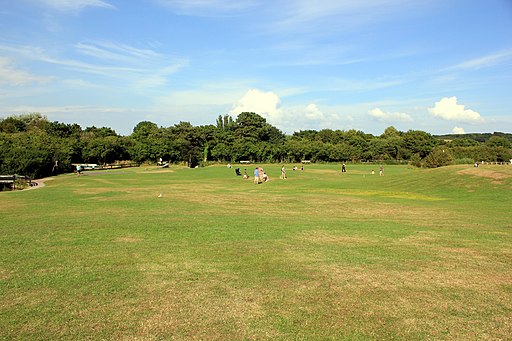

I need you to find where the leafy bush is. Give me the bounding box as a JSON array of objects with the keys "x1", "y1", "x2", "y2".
[
  {"x1": 424, "y1": 148, "x2": 453, "y2": 168},
  {"x1": 409, "y1": 153, "x2": 422, "y2": 168},
  {"x1": 452, "y1": 158, "x2": 475, "y2": 165}
]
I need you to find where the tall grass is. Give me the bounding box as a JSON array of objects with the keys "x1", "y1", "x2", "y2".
[{"x1": 1, "y1": 164, "x2": 511, "y2": 339}]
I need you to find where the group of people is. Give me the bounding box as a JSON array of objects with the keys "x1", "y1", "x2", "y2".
[
  {"x1": 342, "y1": 163, "x2": 384, "y2": 176},
  {"x1": 234, "y1": 165, "x2": 289, "y2": 184},
  {"x1": 235, "y1": 163, "x2": 385, "y2": 183},
  {"x1": 251, "y1": 164, "x2": 303, "y2": 184},
  {"x1": 252, "y1": 167, "x2": 271, "y2": 184}
]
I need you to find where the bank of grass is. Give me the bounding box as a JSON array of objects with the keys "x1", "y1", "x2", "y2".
[{"x1": 1, "y1": 163, "x2": 511, "y2": 339}]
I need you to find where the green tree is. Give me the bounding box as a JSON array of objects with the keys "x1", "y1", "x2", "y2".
[
  {"x1": 0, "y1": 130, "x2": 53, "y2": 178},
  {"x1": 486, "y1": 136, "x2": 511, "y2": 149},
  {"x1": 231, "y1": 112, "x2": 285, "y2": 162},
  {"x1": 380, "y1": 126, "x2": 401, "y2": 139},
  {"x1": 129, "y1": 121, "x2": 162, "y2": 163},
  {"x1": 169, "y1": 122, "x2": 203, "y2": 167},
  {"x1": 450, "y1": 138, "x2": 479, "y2": 147},
  {"x1": 403, "y1": 130, "x2": 437, "y2": 158},
  {"x1": 82, "y1": 136, "x2": 129, "y2": 164},
  {"x1": 83, "y1": 126, "x2": 118, "y2": 138},
  {"x1": 424, "y1": 147, "x2": 453, "y2": 168}
]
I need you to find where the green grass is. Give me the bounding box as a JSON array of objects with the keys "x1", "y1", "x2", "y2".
[{"x1": 1, "y1": 163, "x2": 511, "y2": 340}]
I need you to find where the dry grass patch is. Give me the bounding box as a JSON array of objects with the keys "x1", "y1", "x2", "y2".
[
  {"x1": 135, "y1": 260, "x2": 275, "y2": 340},
  {"x1": 139, "y1": 169, "x2": 174, "y2": 174},
  {"x1": 0, "y1": 287, "x2": 58, "y2": 310},
  {"x1": 338, "y1": 189, "x2": 445, "y2": 201},
  {"x1": 0, "y1": 200, "x2": 25, "y2": 212},
  {"x1": 307, "y1": 168, "x2": 341, "y2": 175},
  {"x1": 74, "y1": 187, "x2": 113, "y2": 195},
  {"x1": 0, "y1": 267, "x2": 13, "y2": 281},
  {"x1": 115, "y1": 236, "x2": 143, "y2": 243},
  {"x1": 314, "y1": 261, "x2": 512, "y2": 339},
  {"x1": 458, "y1": 167, "x2": 512, "y2": 184},
  {"x1": 299, "y1": 230, "x2": 376, "y2": 246},
  {"x1": 148, "y1": 184, "x2": 305, "y2": 217},
  {"x1": 292, "y1": 193, "x2": 459, "y2": 229},
  {"x1": 395, "y1": 231, "x2": 442, "y2": 246}
]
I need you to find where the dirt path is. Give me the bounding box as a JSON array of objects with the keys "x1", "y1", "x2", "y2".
[{"x1": 23, "y1": 176, "x2": 55, "y2": 190}]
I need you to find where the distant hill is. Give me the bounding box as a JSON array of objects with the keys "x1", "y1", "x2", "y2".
[{"x1": 435, "y1": 132, "x2": 512, "y2": 143}]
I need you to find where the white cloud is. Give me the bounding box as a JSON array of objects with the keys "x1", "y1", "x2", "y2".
[
  {"x1": 330, "y1": 77, "x2": 405, "y2": 92},
  {"x1": 0, "y1": 41, "x2": 186, "y2": 89},
  {"x1": 3, "y1": 104, "x2": 144, "y2": 135},
  {"x1": 229, "y1": 90, "x2": 345, "y2": 133},
  {"x1": 304, "y1": 103, "x2": 325, "y2": 120},
  {"x1": 279, "y1": 103, "x2": 356, "y2": 134},
  {"x1": 448, "y1": 49, "x2": 512, "y2": 71},
  {"x1": 230, "y1": 89, "x2": 282, "y2": 121},
  {"x1": 268, "y1": 0, "x2": 422, "y2": 37},
  {"x1": 154, "y1": 0, "x2": 257, "y2": 17},
  {"x1": 428, "y1": 96, "x2": 483, "y2": 123},
  {"x1": 369, "y1": 107, "x2": 412, "y2": 122},
  {"x1": 75, "y1": 41, "x2": 161, "y2": 63},
  {"x1": 0, "y1": 57, "x2": 53, "y2": 86},
  {"x1": 34, "y1": 0, "x2": 114, "y2": 12},
  {"x1": 452, "y1": 126, "x2": 465, "y2": 134}
]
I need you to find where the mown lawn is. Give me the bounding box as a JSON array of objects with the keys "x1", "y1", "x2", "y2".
[{"x1": 1, "y1": 163, "x2": 511, "y2": 340}]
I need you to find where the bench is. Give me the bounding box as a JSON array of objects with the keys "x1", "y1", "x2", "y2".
[{"x1": 0, "y1": 175, "x2": 32, "y2": 190}]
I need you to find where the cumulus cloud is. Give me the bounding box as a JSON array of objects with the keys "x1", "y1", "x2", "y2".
[
  {"x1": 452, "y1": 126, "x2": 465, "y2": 134},
  {"x1": 428, "y1": 96, "x2": 483, "y2": 123},
  {"x1": 304, "y1": 103, "x2": 325, "y2": 120},
  {"x1": 368, "y1": 107, "x2": 412, "y2": 122},
  {"x1": 230, "y1": 89, "x2": 367, "y2": 133},
  {"x1": 230, "y1": 89, "x2": 282, "y2": 121}
]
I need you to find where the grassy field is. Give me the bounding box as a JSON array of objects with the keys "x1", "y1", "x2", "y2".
[{"x1": 1, "y1": 163, "x2": 511, "y2": 340}]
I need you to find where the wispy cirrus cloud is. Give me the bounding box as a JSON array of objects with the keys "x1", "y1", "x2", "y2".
[
  {"x1": 0, "y1": 57, "x2": 53, "y2": 86},
  {"x1": 267, "y1": 0, "x2": 419, "y2": 36},
  {"x1": 31, "y1": 0, "x2": 115, "y2": 12},
  {"x1": 73, "y1": 40, "x2": 189, "y2": 87},
  {"x1": 329, "y1": 77, "x2": 405, "y2": 93},
  {"x1": 446, "y1": 49, "x2": 512, "y2": 71},
  {"x1": 0, "y1": 41, "x2": 188, "y2": 88},
  {"x1": 154, "y1": 0, "x2": 257, "y2": 17},
  {"x1": 74, "y1": 41, "x2": 161, "y2": 63}
]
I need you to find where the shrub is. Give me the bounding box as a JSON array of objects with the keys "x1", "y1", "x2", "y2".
[
  {"x1": 409, "y1": 153, "x2": 422, "y2": 168},
  {"x1": 424, "y1": 148, "x2": 453, "y2": 168},
  {"x1": 452, "y1": 158, "x2": 474, "y2": 165}
]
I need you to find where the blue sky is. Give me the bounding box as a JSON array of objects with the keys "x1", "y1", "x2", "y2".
[{"x1": 1, "y1": 0, "x2": 511, "y2": 136}]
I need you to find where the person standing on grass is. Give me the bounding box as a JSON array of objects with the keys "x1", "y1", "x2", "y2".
[
  {"x1": 254, "y1": 167, "x2": 259, "y2": 184},
  {"x1": 379, "y1": 164, "x2": 383, "y2": 176},
  {"x1": 342, "y1": 163, "x2": 346, "y2": 173},
  {"x1": 52, "y1": 160, "x2": 58, "y2": 174},
  {"x1": 281, "y1": 165, "x2": 286, "y2": 179}
]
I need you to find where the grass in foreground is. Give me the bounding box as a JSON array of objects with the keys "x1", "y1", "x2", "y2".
[{"x1": 1, "y1": 163, "x2": 511, "y2": 340}]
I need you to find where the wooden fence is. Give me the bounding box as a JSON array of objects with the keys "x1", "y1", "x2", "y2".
[{"x1": 0, "y1": 175, "x2": 34, "y2": 190}]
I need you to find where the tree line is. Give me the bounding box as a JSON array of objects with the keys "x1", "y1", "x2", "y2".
[{"x1": 1, "y1": 112, "x2": 511, "y2": 179}]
